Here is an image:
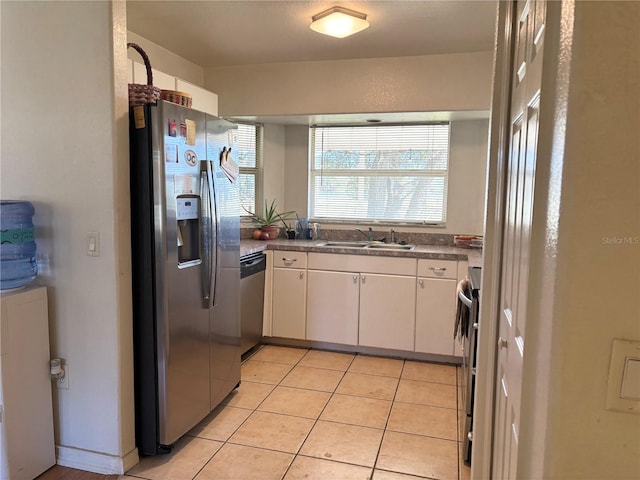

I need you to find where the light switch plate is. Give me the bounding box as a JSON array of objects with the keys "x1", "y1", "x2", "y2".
[
  {"x1": 621, "y1": 358, "x2": 640, "y2": 400},
  {"x1": 606, "y1": 338, "x2": 640, "y2": 414},
  {"x1": 87, "y1": 231, "x2": 100, "y2": 257}
]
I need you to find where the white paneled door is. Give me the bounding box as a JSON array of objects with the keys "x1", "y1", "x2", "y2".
[{"x1": 492, "y1": 1, "x2": 546, "y2": 478}]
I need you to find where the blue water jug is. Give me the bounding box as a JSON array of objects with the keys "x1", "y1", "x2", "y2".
[{"x1": 0, "y1": 200, "x2": 38, "y2": 290}]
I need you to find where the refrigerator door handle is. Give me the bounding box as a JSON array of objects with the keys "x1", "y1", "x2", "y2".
[
  {"x1": 199, "y1": 167, "x2": 210, "y2": 302},
  {"x1": 200, "y1": 165, "x2": 215, "y2": 306},
  {"x1": 207, "y1": 160, "x2": 220, "y2": 308},
  {"x1": 205, "y1": 159, "x2": 218, "y2": 307}
]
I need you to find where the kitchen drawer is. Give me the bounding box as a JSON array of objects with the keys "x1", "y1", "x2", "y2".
[
  {"x1": 273, "y1": 250, "x2": 307, "y2": 269},
  {"x1": 417, "y1": 259, "x2": 458, "y2": 279}
]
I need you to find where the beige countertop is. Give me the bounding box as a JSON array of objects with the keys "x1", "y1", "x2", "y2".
[{"x1": 240, "y1": 239, "x2": 483, "y2": 268}]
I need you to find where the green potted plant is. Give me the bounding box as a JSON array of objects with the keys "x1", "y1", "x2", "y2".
[
  {"x1": 281, "y1": 218, "x2": 296, "y2": 239},
  {"x1": 244, "y1": 199, "x2": 295, "y2": 240}
]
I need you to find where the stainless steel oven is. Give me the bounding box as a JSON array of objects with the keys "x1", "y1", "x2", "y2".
[{"x1": 456, "y1": 266, "x2": 481, "y2": 465}]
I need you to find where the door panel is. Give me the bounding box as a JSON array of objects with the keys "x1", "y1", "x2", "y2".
[
  {"x1": 272, "y1": 268, "x2": 306, "y2": 339},
  {"x1": 306, "y1": 270, "x2": 359, "y2": 344},
  {"x1": 155, "y1": 103, "x2": 211, "y2": 446},
  {"x1": 493, "y1": 1, "x2": 546, "y2": 477},
  {"x1": 207, "y1": 116, "x2": 241, "y2": 409},
  {"x1": 359, "y1": 274, "x2": 416, "y2": 351},
  {"x1": 415, "y1": 277, "x2": 457, "y2": 355}
]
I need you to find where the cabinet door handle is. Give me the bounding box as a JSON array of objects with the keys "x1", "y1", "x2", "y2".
[
  {"x1": 419, "y1": 279, "x2": 424, "y2": 287},
  {"x1": 282, "y1": 257, "x2": 297, "y2": 266},
  {"x1": 498, "y1": 337, "x2": 508, "y2": 349},
  {"x1": 428, "y1": 266, "x2": 446, "y2": 272},
  {"x1": 353, "y1": 275, "x2": 359, "y2": 283},
  {"x1": 299, "y1": 271, "x2": 304, "y2": 279},
  {"x1": 361, "y1": 275, "x2": 366, "y2": 284}
]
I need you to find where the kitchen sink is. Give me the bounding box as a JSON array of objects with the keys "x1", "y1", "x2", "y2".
[
  {"x1": 315, "y1": 241, "x2": 415, "y2": 251},
  {"x1": 364, "y1": 243, "x2": 416, "y2": 251},
  {"x1": 315, "y1": 241, "x2": 369, "y2": 248}
]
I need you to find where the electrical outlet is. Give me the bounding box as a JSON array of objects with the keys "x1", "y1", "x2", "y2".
[{"x1": 57, "y1": 364, "x2": 69, "y2": 389}]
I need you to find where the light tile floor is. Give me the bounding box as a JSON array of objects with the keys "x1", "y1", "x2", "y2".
[{"x1": 121, "y1": 346, "x2": 471, "y2": 480}]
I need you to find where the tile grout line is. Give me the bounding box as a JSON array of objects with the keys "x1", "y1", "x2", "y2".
[
  {"x1": 274, "y1": 350, "x2": 460, "y2": 478},
  {"x1": 192, "y1": 345, "x2": 307, "y2": 479},
  {"x1": 178, "y1": 346, "x2": 459, "y2": 480},
  {"x1": 188, "y1": 344, "x2": 277, "y2": 480},
  {"x1": 279, "y1": 348, "x2": 359, "y2": 480},
  {"x1": 375, "y1": 359, "x2": 461, "y2": 479},
  {"x1": 369, "y1": 356, "x2": 405, "y2": 478},
  {"x1": 236, "y1": 346, "x2": 354, "y2": 479},
  {"x1": 456, "y1": 365, "x2": 464, "y2": 480}
]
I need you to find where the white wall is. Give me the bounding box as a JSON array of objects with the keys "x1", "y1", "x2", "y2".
[
  {"x1": 518, "y1": 2, "x2": 640, "y2": 478},
  {"x1": 446, "y1": 120, "x2": 490, "y2": 234},
  {"x1": 127, "y1": 31, "x2": 204, "y2": 86},
  {"x1": 1, "y1": 1, "x2": 135, "y2": 474},
  {"x1": 205, "y1": 52, "x2": 493, "y2": 117},
  {"x1": 262, "y1": 124, "x2": 286, "y2": 213},
  {"x1": 205, "y1": 51, "x2": 492, "y2": 235},
  {"x1": 283, "y1": 126, "x2": 311, "y2": 218}
]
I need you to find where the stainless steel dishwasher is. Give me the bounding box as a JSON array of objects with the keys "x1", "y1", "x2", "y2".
[{"x1": 240, "y1": 252, "x2": 266, "y2": 356}]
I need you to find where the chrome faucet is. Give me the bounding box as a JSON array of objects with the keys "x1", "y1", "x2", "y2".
[{"x1": 355, "y1": 227, "x2": 374, "y2": 241}]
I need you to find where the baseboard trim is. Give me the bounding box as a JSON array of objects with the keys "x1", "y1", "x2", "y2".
[
  {"x1": 261, "y1": 337, "x2": 462, "y2": 365},
  {"x1": 56, "y1": 445, "x2": 139, "y2": 475}
]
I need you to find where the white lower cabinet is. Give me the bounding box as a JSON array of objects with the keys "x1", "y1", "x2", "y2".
[
  {"x1": 306, "y1": 270, "x2": 359, "y2": 344},
  {"x1": 271, "y1": 251, "x2": 307, "y2": 339},
  {"x1": 268, "y1": 251, "x2": 462, "y2": 357},
  {"x1": 415, "y1": 277, "x2": 457, "y2": 355},
  {"x1": 359, "y1": 274, "x2": 417, "y2": 351},
  {"x1": 272, "y1": 268, "x2": 306, "y2": 339}
]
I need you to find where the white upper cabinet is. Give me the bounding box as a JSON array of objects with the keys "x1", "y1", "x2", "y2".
[
  {"x1": 132, "y1": 61, "x2": 176, "y2": 91},
  {"x1": 130, "y1": 62, "x2": 219, "y2": 116},
  {"x1": 176, "y1": 79, "x2": 218, "y2": 116}
]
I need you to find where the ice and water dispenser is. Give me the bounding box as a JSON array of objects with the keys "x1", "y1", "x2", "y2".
[{"x1": 176, "y1": 196, "x2": 201, "y2": 266}]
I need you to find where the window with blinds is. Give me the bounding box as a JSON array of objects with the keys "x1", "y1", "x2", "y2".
[
  {"x1": 309, "y1": 123, "x2": 450, "y2": 224},
  {"x1": 234, "y1": 123, "x2": 263, "y2": 216}
]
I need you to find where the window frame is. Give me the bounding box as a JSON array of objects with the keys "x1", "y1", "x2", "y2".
[
  {"x1": 308, "y1": 122, "x2": 450, "y2": 226},
  {"x1": 235, "y1": 122, "x2": 263, "y2": 220}
]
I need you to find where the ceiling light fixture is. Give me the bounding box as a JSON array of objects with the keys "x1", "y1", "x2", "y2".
[{"x1": 310, "y1": 6, "x2": 370, "y2": 39}]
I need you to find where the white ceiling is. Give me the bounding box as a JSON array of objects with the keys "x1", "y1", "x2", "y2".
[
  {"x1": 126, "y1": 0, "x2": 497, "y2": 68},
  {"x1": 126, "y1": 1, "x2": 497, "y2": 124}
]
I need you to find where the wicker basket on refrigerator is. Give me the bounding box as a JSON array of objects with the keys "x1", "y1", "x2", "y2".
[{"x1": 127, "y1": 43, "x2": 161, "y2": 106}]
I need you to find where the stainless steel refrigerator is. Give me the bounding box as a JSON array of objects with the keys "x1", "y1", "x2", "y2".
[{"x1": 129, "y1": 100, "x2": 241, "y2": 455}]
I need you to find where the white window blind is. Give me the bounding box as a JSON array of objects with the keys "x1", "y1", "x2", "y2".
[
  {"x1": 234, "y1": 123, "x2": 263, "y2": 216},
  {"x1": 309, "y1": 123, "x2": 450, "y2": 223}
]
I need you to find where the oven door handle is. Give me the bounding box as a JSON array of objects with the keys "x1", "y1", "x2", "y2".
[{"x1": 457, "y1": 279, "x2": 473, "y2": 308}]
